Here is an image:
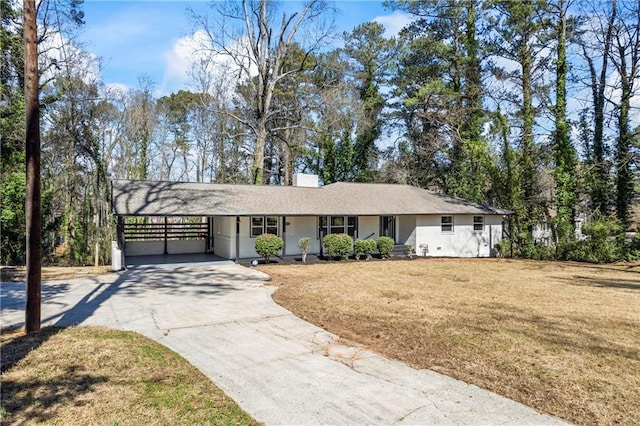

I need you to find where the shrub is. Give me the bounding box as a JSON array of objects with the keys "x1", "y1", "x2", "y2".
[
  {"x1": 353, "y1": 239, "x2": 377, "y2": 260},
  {"x1": 520, "y1": 241, "x2": 557, "y2": 261},
  {"x1": 559, "y1": 217, "x2": 623, "y2": 263},
  {"x1": 406, "y1": 244, "x2": 414, "y2": 258},
  {"x1": 323, "y1": 233, "x2": 353, "y2": 260},
  {"x1": 377, "y1": 236, "x2": 395, "y2": 258},
  {"x1": 625, "y1": 234, "x2": 640, "y2": 261},
  {"x1": 494, "y1": 239, "x2": 512, "y2": 257},
  {"x1": 254, "y1": 233, "x2": 283, "y2": 263},
  {"x1": 298, "y1": 237, "x2": 311, "y2": 262}
]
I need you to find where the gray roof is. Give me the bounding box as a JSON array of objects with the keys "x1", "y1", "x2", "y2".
[{"x1": 111, "y1": 179, "x2": 511, "y2": 217}]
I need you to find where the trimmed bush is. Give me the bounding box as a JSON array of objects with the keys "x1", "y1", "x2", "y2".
[
  {"x1": 353, "y1": 239, "x2": 377, "y2": 260},
  {"x1": 377, "y1": 236, "x2": 395, "y2": 258},
  {"x1": 298, "y1": 237, "x2": 311, "y2": 263},
  {"x1": 254, "y1": 233, "x2": 283, "y2": 263},
  {"x1": 323, "y1": 233, "x2": 353, "y2": 261}
]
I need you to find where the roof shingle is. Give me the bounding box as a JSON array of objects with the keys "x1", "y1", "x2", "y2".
[{"x1": 111, "y1": 179, "x2": 511, "y2": 217}]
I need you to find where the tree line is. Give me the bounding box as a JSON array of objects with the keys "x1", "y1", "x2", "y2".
[{"x1": 1, "y1": 0, "x2": 639, "y2": 266}]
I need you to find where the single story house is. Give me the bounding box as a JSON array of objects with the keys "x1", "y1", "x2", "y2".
[{"x1": 111, "y1": 174, "x2": 511, "y2": 261}]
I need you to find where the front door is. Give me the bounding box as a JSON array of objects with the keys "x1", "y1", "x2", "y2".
[{"x1": 380, "y1": 216, "x2": 396, "y2": 242}]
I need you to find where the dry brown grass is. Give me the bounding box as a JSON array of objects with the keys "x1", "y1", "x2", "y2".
[
  {"x1": 0, "y1": 326, "x2": 257, "y2": 425},
  {"x1": 1, "y1": 266, "x2": 113, "y2": 282},
  {"x1": 265, "y1": 258, "x2": 640, "y2": 426}
]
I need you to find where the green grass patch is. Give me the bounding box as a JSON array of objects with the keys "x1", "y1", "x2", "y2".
[{"x1": 1, "y1": 326, "x2": 258, "y2": 425}]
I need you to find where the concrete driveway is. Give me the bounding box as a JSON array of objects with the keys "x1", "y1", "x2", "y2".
[{"x1": 1, "y1": 263, "x2": 567, "y2": 425}]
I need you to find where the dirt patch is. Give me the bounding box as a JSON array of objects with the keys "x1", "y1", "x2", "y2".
[
  {"x1": 264, "y1": 258, "x2": 640, "y2": 425},
  {"x1": 1, "y1": 266, "x2": 113, "y2": 283}
]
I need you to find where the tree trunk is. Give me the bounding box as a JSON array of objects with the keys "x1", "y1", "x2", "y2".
[
  {"x1": 253, "y1": 121, "x2": 267, "y2": 184},
  {"x1": 462, "y1": 1, "x2": 485, "y2": 202},
  {"x1": 590, "y1": 1, "x2": 617, "y2": 214},
  {"x1": 553, "y1": 0, "x2": 577, "y2": 244},
  {"x1": 24, "y1": 0, "x2": 41, "y2": 333},
  {"x1": 615, "y1": 79, "x2": 632, "y2": 228},
  {"x1": 521, "y1": 20, "x2": 536, "y2": 236}
]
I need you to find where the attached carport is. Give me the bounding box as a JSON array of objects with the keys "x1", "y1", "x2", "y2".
[
  {"x1": 111, "y1": 179, "x2": 324, "y2": 265},
  {"x1": 111, "y1": 179, "x2": 237, "y2": 265}
]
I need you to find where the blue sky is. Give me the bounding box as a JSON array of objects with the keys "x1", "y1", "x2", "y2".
[{"x1": 80, "y1": 1, "x2": 411, "y2": 95}]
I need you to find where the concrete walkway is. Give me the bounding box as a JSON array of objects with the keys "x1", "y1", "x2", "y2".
[{"x1": 1, "y1": 264, "x2": 567, "y2": 425}]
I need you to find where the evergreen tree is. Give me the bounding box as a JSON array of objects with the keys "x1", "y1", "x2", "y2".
[{"x1": 342, "y1": 22, "x2": 395, "y2": 182}]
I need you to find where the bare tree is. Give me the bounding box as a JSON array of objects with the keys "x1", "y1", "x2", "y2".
[
  {"x1": 609, "y1": 0, "x2": 640, "y2": 229},
  {"x1": 191, "y1": 0, "x2": 335, "y2": 184},
  {"x1": 579, "y1": 0, "x2": 618, "y2": 215}
]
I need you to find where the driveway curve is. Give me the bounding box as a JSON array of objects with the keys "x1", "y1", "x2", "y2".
[{"x1": 1, "y1": 263, "x2": 567, "y2": 425}]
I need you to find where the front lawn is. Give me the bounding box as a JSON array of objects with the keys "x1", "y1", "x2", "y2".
[
  {"x1": 265, "y1": 258, "x2": 640, "y2": 425},
  {"x1": 1, "y1": 327, "x2": 257, "y2": 425}
]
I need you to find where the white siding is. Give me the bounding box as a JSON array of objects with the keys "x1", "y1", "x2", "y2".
[
  {"x1": 415, "y1": 214, "x2": 504, "y2": 257},
  {"x1": 212, "y1": 216, "x2": 234, "y2": 259},
  {"x1": 125, "y1": 241, "x2": 164, "y2": 256},
  {"x1": 167, "y1": 240, "x2": 206, "y2": 254},
  {"x1": 285, "y1": 216, "x2": 321, "y2": 255},
  {"x1": 397, "y1": 215, "x2": 417, "y2": 247},
  {"x1": 358, "y1": 216, "x2": 379, "y2": 240},
  {"x1": 238, "y1": 217, "x2": 256, "y2": 259},
  {"x1": 209, "y1": 214, "x2": 506, "y2": 260},
  {"x1": 124, "y1": 239, "x2": 206, "y2": 256}
]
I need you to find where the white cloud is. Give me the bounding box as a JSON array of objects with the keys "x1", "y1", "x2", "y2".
[
  {"x1": 38, "y1": 30, "x2": 100, "y2": 87},
  {"x1": 373, "y1": 11, "x2": 413, "y2": 38},
  {"x1": 103, "y1": 82, "x2": 129, "y2": 96},
  {"x1": 161, "y1": 29, "x2": 260, "y2": 96},
  {"x1": 161, "y1": 29, "x2": 213, "y2": 94}
]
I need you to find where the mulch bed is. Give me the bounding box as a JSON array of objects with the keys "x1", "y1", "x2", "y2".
[{"x1": 241, "y1": 253, "x2": 416, "y2": 267}]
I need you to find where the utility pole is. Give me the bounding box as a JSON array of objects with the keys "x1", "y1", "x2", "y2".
[
  {"x1": 94, "y1": 158, "x2": 100, "y2": 268},
  {"x1": 24, "y1": 0, "x2": 42, "y2": 333}
]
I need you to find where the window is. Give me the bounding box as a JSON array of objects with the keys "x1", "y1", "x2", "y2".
[
  {"x1": 330, "y1": 216, "x2": 345, "y2": 234},
  {"x1": 318, "y1": 216, "x2": 358, "y2": 238},
  {"x1": 251, "y1": 217, "x2": 264, "y2": 238},
  {"x1": 251, "y1": 216, "x2": 279, "y2": 238},
  {"x1": 266, "y1": 216, "x2": 278, "y2": 235},
  {"x1": 347, "y1": 216, "x2": 357, "y2": 237},
  {"x1": 441, "y1": 216, "x2": 453, "y2": 233},
  {"x1": 473, "y1": 216, "x2": 484, "y2": 231}
]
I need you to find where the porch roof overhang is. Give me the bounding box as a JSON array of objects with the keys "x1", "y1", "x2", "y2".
[{"x1": 111, "y1": 179, "x2": 513, "y2": 218}]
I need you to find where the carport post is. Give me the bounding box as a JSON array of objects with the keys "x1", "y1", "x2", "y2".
[
  {"x1": 163, "y1": 216, "x2": 168, "y2": 255},
  {"x1": 235, "y1": 216, "x2": 240, "y2": 263}
]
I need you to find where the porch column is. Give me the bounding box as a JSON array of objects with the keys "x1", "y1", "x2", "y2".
[
  {"x1": 282, "y1": 216, "x2": 287, "y2": 256},
  {"x1": 235, "y1": 216, "x2": 241, "y2": 263}
]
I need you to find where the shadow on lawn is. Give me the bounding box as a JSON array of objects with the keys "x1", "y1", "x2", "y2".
[
  {"x1": 0, "y1": 327, "x2": 63, "y2": 374},
  {"x1": 473, "y1": 302, "x2": 640, "y2": 361},
  {"x1": 1, "y1": 327, "x2": 108, "y2": 423},
  {"x1": 563, "y1": 275, "x2": 640, "y2": 291}
]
